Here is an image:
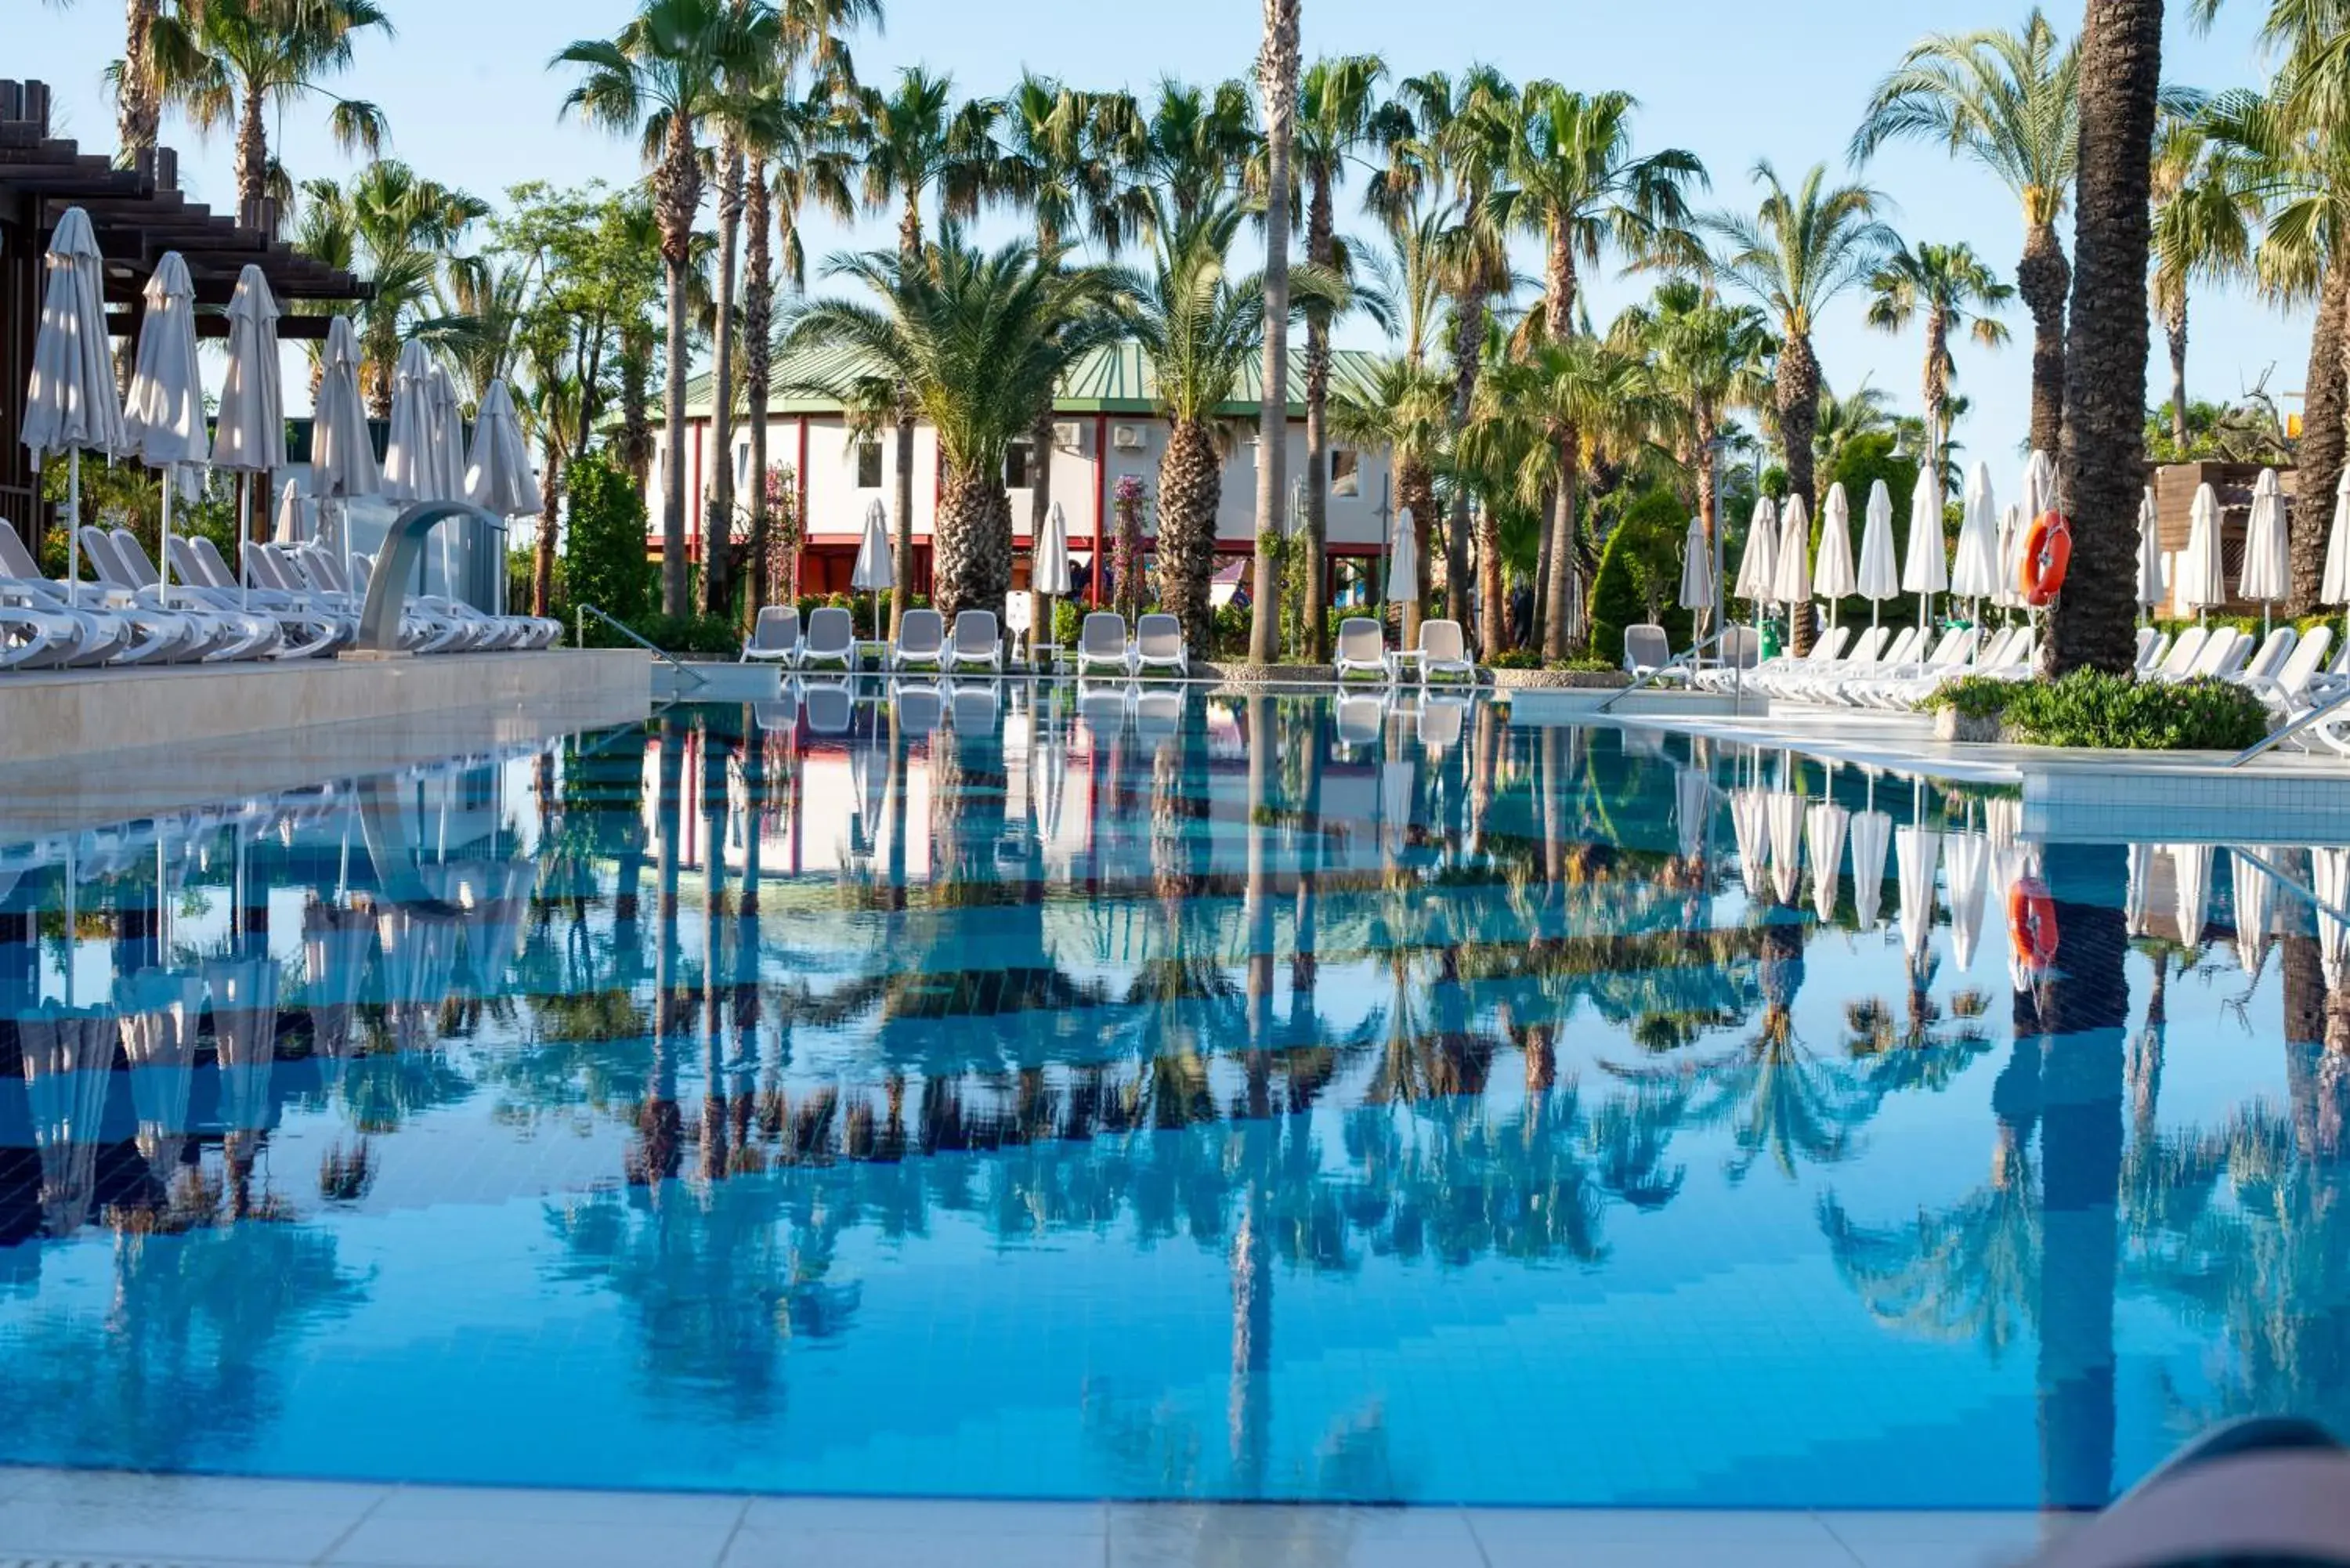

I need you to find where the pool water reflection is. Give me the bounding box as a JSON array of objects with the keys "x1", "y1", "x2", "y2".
[{"x1": 0, "y1": 685, "x2": 2343, "y2": 1509}]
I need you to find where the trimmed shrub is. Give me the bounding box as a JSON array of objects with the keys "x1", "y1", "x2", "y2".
[
  {"x1": 562, "y1": 450, "x2": 655, "y2": 625},
  {"x1": 1590, "y1": 488, "x2": 1696, "y2": 667},
  {"x1": 1927, "y1": 670, "x2": 2270, "y2": 751}
]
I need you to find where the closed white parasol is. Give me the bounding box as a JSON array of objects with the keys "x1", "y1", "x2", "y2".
[
  {"x1": 24, "y1": 208, "x2": 128, "y2": 592},
  {"x1": 122, "y1": 251, "x2": 208, "y2": 608},
  {"x1": 214, "y1": 265, "x2": 286, "y2": 608}
]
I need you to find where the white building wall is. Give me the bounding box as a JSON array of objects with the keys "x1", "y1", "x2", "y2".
[{"x1": 656, "y1": 413, "x2": 1394, "y2": 549}]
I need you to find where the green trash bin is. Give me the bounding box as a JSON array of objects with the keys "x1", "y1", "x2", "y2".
[{"x1": 1758, "y1": 622, "x2": 1782, "y2": 663}]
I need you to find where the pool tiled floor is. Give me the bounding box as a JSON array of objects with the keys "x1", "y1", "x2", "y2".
[{"x1": 0, "y1": 1468, "x2": 2062, "y2": 1568}]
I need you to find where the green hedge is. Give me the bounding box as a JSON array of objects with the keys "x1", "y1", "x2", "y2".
[
  {"x1": 1929, "y1": 670, "x2": 2270, "y2": 750},
  {"x1": 561, "y1": 451, "x2": 655, "y2": 624}
]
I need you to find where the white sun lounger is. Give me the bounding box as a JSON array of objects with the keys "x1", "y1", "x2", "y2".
[
  {"x1": 102, "y1": 528, "x2": 298, "y2": 660},
  {"x1": 1413, "y1": 618, "x2": 1476, "y2": 684},
  {"x1": 743, "y1": 606, "x2": 802, "y2": 667},
  {"x1": 2244, "y1": 625, "x2": 2333, "y2": 717},
  {"x1": 891, "y1": 608, "x2": 945, "y2": 672},
  {"x1": 2160, "y1": 626, "x2": 2250, "y2": 684},
  {"x1": 1775, "y1": 625, "x2": 1896, "y2": 704},
  {"x1": 78, "y1": 527, "x2": 253, "y2": 662},
  {"x1": 1133, "y1": 613, "x2": 1188, "y2": 677},
  {"x1": 1333, "y1": 617, "x2": 1387, "y2": 683},
  {"x1": 0, "y1": 519, "x2": 172, "y2": 665},
  {"x1": 943, "y1": 609, "x2": 1003, "y2": 674},
  {"x1": 1622, "y1": 623, "x2": 1671, "y2": 678},
  {"x1": 800, "y1": 606, "x2": 857, "y2": 671},
  {"x1": 1076, "y1": 612, "x2": 1134, "y2": 677},
  {"x1": 2146, "y1": 625, "x2": 2207, "y2": 681}
]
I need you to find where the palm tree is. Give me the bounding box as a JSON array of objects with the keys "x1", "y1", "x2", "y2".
[
  {"x1": 2149, "y1": 110, "x2": 2258, "y2": 452},
  {"x1": 1610, "y1": 279, "x2": 1773, "y2": 610},
  {"x1": 2203, "y1": 61, "x2": 2350, "y2": 613},
  {"x1": 1379, "y1": 67, "x2": 1514, "y2": 633},
  {"x1": 1294, "y1": 54, "x2": 1388, "y2": 662},
  {"x1": 418, "y1": 252, "x2": 532, "y2": 409},
  {"x1": 1330, "y1": 355, "x2": 1452, "y2": 647},
  {"x1": 1810, "y1": 377, "x2": 1899, "y2": 480},
  {"x1": 1854, "y1": 12, "x2": 2078, "y2": 460},
  {"x1": 296, "y1": 163, "x2": 490, "y2": 416},
  {"x1": 1482, "y1": 83, "x2": 1705, "y2": 659},
  {"x1": 151, "y1": 0, "x2": 392, "y2": 216},
  {"x1": 995, "y1": 75, "x2": 1132, "y2": 649},
  {"x1": 555, "y1": 0, "x2": 781, "y2": 617},
  {"x1": 783, "y1": 233, "x2": 1132, "y2": 626},
  {"x1": 1703, "y1": 161, "x2": 1896, "y2": 655},
  {"x1": 1123, "y1": 78, "x2": 1259, "y2": 237},
  {"x1": 1128, "y1": 201, "x2": 1286, "y2": 652},
  {"x1": 1247, "y1": 0, "x2": 1303, "y2": 666},
  {"x1": 2048, "y1": 0, "x2": 2167, "y2": 676},
  {"x1": 110, "y1": 0, "x2": 166, "y2": 161},
  {"x1": 1864, "y1": 241, "x2": 2012, "y2": 493},
  {"x1": 851, "y1": 68, "x2": 1000, "y2": 635}
]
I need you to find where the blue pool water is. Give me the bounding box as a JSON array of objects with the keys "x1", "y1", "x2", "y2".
[{"x1": 0, "y1": 685, "x2": 2341, "y2": 1509}]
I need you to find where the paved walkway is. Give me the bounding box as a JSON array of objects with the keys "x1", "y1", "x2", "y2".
[{"x1": 0, "y1": 1466, "x2": 2064, "y2": 1568}]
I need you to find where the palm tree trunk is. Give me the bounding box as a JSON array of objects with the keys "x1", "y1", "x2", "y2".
[
  {"x1": 704, "y1": 140, "x2": 745, "y2": 618},
  {"x1": 1449, "y1": 291, "x2": 1485, "y2": 632},
  {"x1": 1159, "y1": 417, "x2": 1222, "y2": 652},
  {"x1": 233, "y1": 85, "x2": 269, "y2": 215},
  {"x1": 655, "y1": 118, "x2": 703, "y2": 619},
  {"x1": 935, "y1": 461, "x2": 1011, "y2": 628},
  {"x1": 1475, "y1": 503, "x2": 1504, "y2": 660},
  {"x1": 1541, "y1": 432, "x2": 1579, "y2": 661},
  {"x1": 1029, "y1": 223, "x2": 1059, "y2": 663},
  {"x1": 118, "y1": 0, "x2": 161, "y2": 157},
  {"x1": 1301, "y1": 166, "x2": 1336, "y2": 663},
  {"x1": 620, "y1": 327, "x2": 653, "y2": 494},
  {"x1": 1248, "y1": 0, "x2": 1300, "y2": 667},
  {"x1": 892, "y1": 199, "x2": 921, "y2": 638},
  {"x1": 1777, "y1": 332, "x2": 1820, "y2": 656},
  {"x1": 532, "y1": 446, "x2": 562, "y2": 617},
  {"x1": 743, "y1": 154, "x2": 774, "y2": 621},
  {"x1": 2018, "y1": 219, "x2": 2071, "y2": 459},
  {"x1": 2292, "y1": 261, "x2": 2348, "y2": 616},
  {"x1": 1398, "y1": 457, "x2": 1437, "y2": 652},
  {"x1": 2164, "y1": 291, "x2": 2189, "y2": 450},
  {"x1": 2048, "y1": 0, "x2": 2163, "y2": 678}
]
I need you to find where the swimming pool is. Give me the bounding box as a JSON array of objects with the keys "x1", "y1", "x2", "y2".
[{"x1": 0, "y1": 685, "x2": 2339, "y2": 1510}]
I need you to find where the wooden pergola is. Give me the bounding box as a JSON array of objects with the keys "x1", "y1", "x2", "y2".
[{"x1": 1, "y1": 79, "x2": 367, "y2": 548}]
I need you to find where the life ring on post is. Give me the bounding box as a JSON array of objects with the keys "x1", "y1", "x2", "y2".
[
  {"x1": 2008, "y1": 876, "x2": 2060, "y2": 969},
  {"x1": 2020, "y1": 510, "x2": 2072, "y2": 607}
]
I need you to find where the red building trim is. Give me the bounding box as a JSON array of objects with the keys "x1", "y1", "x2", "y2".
[
  {"x1": 795, "y1": 416, "x2": 810, "y2": 597},
  {"x1": 1091, "y1": 413, "x2": 1108, "y2": 607}
]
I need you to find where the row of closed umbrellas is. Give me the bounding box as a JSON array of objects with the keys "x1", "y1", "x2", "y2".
[
  {"x1": 1691, "y1": 451, "x2": 2350, "y2": 634},
  {"x1": 22, "y1": 205, "x2": 541, "y2": 613}
]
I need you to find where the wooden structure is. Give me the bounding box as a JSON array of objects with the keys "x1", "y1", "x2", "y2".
[
  {"x1": 2149, "y1": 461, "x2": 2301, "y2": 619},
  {"x1": 0, "y1": 79, "x2": 366, "y2": 551}
]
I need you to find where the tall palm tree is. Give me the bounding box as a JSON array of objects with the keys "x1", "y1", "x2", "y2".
[
  {"x1": 1854, "y1": 12, "x2": 2078, "y2": 460},
  {"x1": 1610, "y1": 279, "x2": 1773, "y2": 602},
  {"x1": 1123, "y1": 78, "x2": 1258, "y2": 237},
  {"x1": 851, "y1": 67, "x2": 1000, "y2": 634},
  {"x1": 1247, "y1": 0, "x2": 1303, "y2": 666},
  {"x1": 1294, "y1": 53, "x2": 1388, "y2": 662},
  {"x1": 1703, "y1": 161, "x2": 1897, "y2": 655},
  {"x1": 1128, "y1": 200, "x2": 1296, "y2": 652},
  {"x1": 995, "y1": 75, "x2": 1131, "y2": 647},
  {"x1": 1380, "y1": 67, "x2": 1513, "y2": 633},
  {"x1": 1864, "y1": 241, "x2": 2012, "y2": 493},
  {"x1": 1482, "y1": 83, "x2": 1706, "y2": 658},
  {"x1": 151, "y1": 0, "x2": 392, "y2": 216},
  {"x1": 418, "y1": 251, "x2": 532, "y2": 410},
  {"x1": 2149, "y1": 110, "x2": 2258, "y2": 452},
  {"x1": 296, "y1": 163, "x2": 490, "y2": 416},
  {"x1": 1330, "y1": 355, "x2": 1452, "y2": 647},
  {"x1": 555, "y1": 0, "x2": 781, "y2": 616},
  {"x1": 1810, "y1": 377, "x2": 1900, "y2": 479},
  {"x1": 2048, "y1": 0, "x2": 2167, "y2": 676},
  {"x1": 783, "y1": 233, "x2": 1132, "y2": 625},
  {"x1": 110, "y1": 0, "x2": 166, "y2": 161}
]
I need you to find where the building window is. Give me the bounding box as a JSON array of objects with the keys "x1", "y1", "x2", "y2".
[
  {"x1": 855, "y1": 440, "x2": 883, "y2": 489},
  {"x1": 1004, "y1": 437, "x2": 1034, "y2": 490},
  {"x1": 1331, "y1": 448, "x2": 1361, "y2": 497}
]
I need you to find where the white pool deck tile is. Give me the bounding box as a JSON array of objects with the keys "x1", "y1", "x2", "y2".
[{"x1": 0, "y1": 1469, "x2": 2066, "y2": 1568}]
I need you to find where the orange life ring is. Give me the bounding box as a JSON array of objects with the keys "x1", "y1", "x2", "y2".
[
  {"x1": 2008, "y1": 876, "x2": 2060, "y2": 968},
  {"x1": 2020, "y1": 510, "x2": 2071, "y2": 608}
]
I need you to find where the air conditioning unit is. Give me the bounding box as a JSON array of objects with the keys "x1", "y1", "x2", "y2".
[
  {"x1": 1052, "y1": 421, "x2": 1084, "y2": 452},
  {"x1": 1112, "y1": 424, "x2": 1147, "y2": 452}
]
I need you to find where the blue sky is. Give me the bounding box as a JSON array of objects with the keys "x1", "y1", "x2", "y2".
[{"x1": 21, "y1": 0, "x2": 2307, "y2": 467}]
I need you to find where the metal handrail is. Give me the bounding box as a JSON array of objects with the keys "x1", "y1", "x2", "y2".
[
  {"x1": 2229, "y1": 678, "x2": 2350, "y2": 765},
  {"x1": 575, "y1": 603, "x2": 710, "y2": 690},
  {"x1": 1598, "y1": 625, "x2": 1750, "y2": 713}
]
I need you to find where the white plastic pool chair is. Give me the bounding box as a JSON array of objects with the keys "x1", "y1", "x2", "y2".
[
  {"x1": 1133, "y1": 613, "x2": 1188, "y2": 677},
  {"x1": 891, "y1": 608, "x2": 946, "y2": 672},
  {"x1": 943, "y1": 609, "x2": 1003, "y2": 674},
  {"x1": 1417, "y1": 619, "x2": 1476, "y2": 684},
  {"x1": 1076, "y1": 612, "x2": 1134, "y2": 677},
  {"x1": 1622, "y1": 623, "x2": 1671, "y2": 679},
  {"x1": 801, "y1": 606, "x2": 857, "y2": 672},
  {"x1": 1333, "y1": 617, "x2": 1388, "y2": 683},
  {"x1": 743, "y1": 606, "x2": 801, "y2": 667}
]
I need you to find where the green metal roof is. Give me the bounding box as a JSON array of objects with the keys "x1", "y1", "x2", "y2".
[{"x1": 659, "y1": 343, "x2": 1387, "y2": 421}]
